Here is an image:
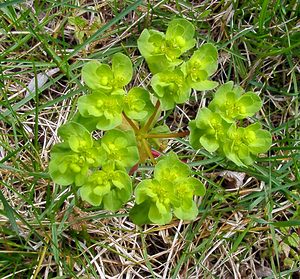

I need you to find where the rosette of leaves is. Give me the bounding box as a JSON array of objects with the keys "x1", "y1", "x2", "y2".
[
  {"x1": 82, "y1": 52, "x2": 133, "y2": 93},
  {"x1": 208, "y1": 81, "x2": 262, "y2": 122},
  {"x1": 101, "y1": 129, "x2": 140, "y2": 168},
  {"x1": 151, "y1": 68, "x2": 191, "y2": 110},
  {"x1": 68, "y1": 15, "x2": 101, "y2": 44},
  {"x1": 222, "y1": 123, "x2": 272, "y2": 166},
  {"x1": 137, "y1": 18, "x2": 196, "y2": 73},
  {"x1": 130, "y1": 152, "x2": 205, "y2": 225},
  {"x1": 189, "y1": 107, "x2": 230, "y2": 152},
  {"x1": 49, "y1": 122, "x2": 104, "y2": 186},
  {"x1": 123, "y1": 87, "x2": 155, "y2": 121},
  {"x1": 77, "y1": 89, "x2": 124, "y2": 130},
  {"x1": 80, "y1": 162, "x2": 132, "y2": 210},
  {"x1": 181, "y1": 43, "x2": 218, "y2": 90}
]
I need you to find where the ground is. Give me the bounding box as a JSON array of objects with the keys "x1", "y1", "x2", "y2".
[{"x1": 0, "y1": 1, "x2": 300, "y2": 278}]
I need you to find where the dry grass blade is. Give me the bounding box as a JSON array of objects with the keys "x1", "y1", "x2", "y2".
[{"x1": 0, "y1": 0, "x2": 299, "y2": 278}]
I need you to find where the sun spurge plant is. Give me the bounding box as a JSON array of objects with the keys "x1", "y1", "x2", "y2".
[{"x1": 49, "y1": 18, "x2": 272, "y2": 225}]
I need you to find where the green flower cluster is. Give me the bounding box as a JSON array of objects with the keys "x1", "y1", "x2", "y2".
[
  {"x1": 49, "y1": 122, "x2": 139, "y2": 208},
  {"x1": 49, "y1": 122, "x2": 103, "y2": 186},
  {"x1": 130, "y1": 152, "x2": 205, "y2": 225},
  {"x1": 138, "y1": 18, "x2": 196, "y2": 73},
  {"x1": 78, "y1": 53, "x2": 155, "y2": 130},
  {"x1": 80, "y1": 162, "x2": 132, "y2": 211},
  {"x1": 138, "y1": 19, "x2": 218, "y2": 110},
  {"x1": 189, "y1": 82, "x2": 272, "y2": 166}
]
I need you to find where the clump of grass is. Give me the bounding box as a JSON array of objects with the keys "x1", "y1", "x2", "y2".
[{"x1": 0, "y1": 0, "x2": 299, "y2": 278}]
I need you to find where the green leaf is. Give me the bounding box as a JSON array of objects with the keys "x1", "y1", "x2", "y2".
[
  {"x1": 134, "y1": 178, "x2": 174, "y2": 214},
  {"x1": 71, "y1": 112, "x2": 99, "y2": 132},
  {"x1": 112, "y1": 170, "x2": 131, "y2": 189},
  {"x1": 80, "y1": 172, "x2": 111, "y2": 206},
  {"x1": 137, "y1": 18, "x2": 197, "y2": 74},
  {"x1": 222, "y1": 144, "x2": 246, "y2": 167},
  {"x1": 103, "y1": 187, "x2": 130, "y2": 211},
  {"x1": 209, "y1": 82, "x2": 263, "y2": 122},
  {"x1": 221, "y1": 122, "x2": 272, "y2": 166},
  {"x1": 95, "y1": 64, "x2": 114, "y2": 91},
  {"x1": 101, "y1": 129, "x2": 139, "y2": 168},
  {"x1": 112, "y1": 53, "x2": 133, "y2": 87},
  {"x1": 183, "y1": 43, "x2": 218, "y2": 90},
  {"x1": 190, "y1": 80, "x2": 218, "y2": 91},
  {"x1": 129, "y1": 201, "x2": 151, "y2": 225},
  {"x1": 199, "y1": 134, "x2": 220, "y2": 153},
  {"x1": 172, "y1": 177, "x2": 205, "y2": 209},
  {"x1": 221, "y1": 124, "x2": 248, "y2": 166},
  {"x1": 123, "y1": 87, "x2": 154, "y2": 120},
  {"x1": 132, "y1": 153, "x2": 205, "y2": 225},
  {"x1": 80, "y1": 168, "x2": 132, "y2": 210},
  {"x1": 189, "y1": 107, "x2": 229, "y2": 152},
  {"x1": 148, "y1": 202, "x2": 173, "y2": 225},
  {"x1": 137, "y1": 28, "x2": 184, "y2": 74},
  {"x1": 243, "y1": 123, "x2": 272, "y2": 154},
  {"x1": 188, "y1": 120, "x2": 202, "y2": 149},
  {"x1": 77, "y1": 92, "x2": 124, "y2": 130},
  {"x1": 192, "y1": 178, "x2": 206, "y2": 196},
  {"x1": 50, "y1": 142, "x2": 72, "y2": 155},
  {"x1": 82, "y1": 54, "x2": 132, "y2": 93},
  {"x1": 82, "y1": 61, "x2": 113, "y2": 92},
  {"x1": 49, "y1": 133, "x2": 104, "y2": 186},
  {"x1": 236, "y1": 92, "x2": 263, "y2": 118},
  {"x1": 154, "y1": 152, "x2": 191, "y2": 182},
  {"x1": 85, "y1": 143, "x2": 106, "y2": 167},
  {"x1": 188, "y1": 44, "x2": 218, "y2": 75},
  {"x1": 151, "y1": 68, "x2": 191, "y2": 110},
  {"x1": 137, "y1": 29, "x2": 165, "y2": 59},
  {"x1": 146, "y1": 54, "x2": 182, "y2": 74},
  {"x1": 173, "y1": 202, "x2": 198, "y2": 221},
  {"x1": 165, "y1": 18, "x2": 196, "y2": 57},
  {"x1": 134, "y1": 179, "x2": 155, "y2": 204},
  {"x1": 58, "y1": 122, "x2": 93, "y2": 152},
  {"x1": 49, "y1": 153, "x2": 89, "y2": 186}
]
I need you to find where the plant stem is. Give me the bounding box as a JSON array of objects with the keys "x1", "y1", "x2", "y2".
[
  {"x1": 142, "y1": 100, "x2": 160, "y2": 132},
  {"x1": 142, "y1": 139, "x2": 156, "y2": 165},
  {"x1": 122, "y1": 112, "x2": 139, "y2": 133},
  {"x1": 145, "y1": 131, "x2": 190, "y2": 139}
]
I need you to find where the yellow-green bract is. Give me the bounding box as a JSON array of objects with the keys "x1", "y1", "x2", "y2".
[
  {"x1": 80, "y1": 162, "x2": 132, "y2": 210},
  {"x1": 137, "y1": 18, "x2": 196, "y2": 74},
  {"x1": 78, "y1": 90, "x2": 125, "y2": 131},
  {"x1": 208, "y1": 81, "x2": 263, "y2": 122},
  {"x1": 49, "y1": 122, "x2": 104, "y2": 186},
  {"x1": 81, "y1": 53, "x2": 133, "y2": 93},
  {"x1": 181, "y1": 43, "x2": 219, "y2": 90},
  {"x1": 49, "y1": 123, "x2": 139, "y2": 211},
  {"x1": 151, "y1": 68, "x2": 191, "y2": 110},
  {"x1": 130, "y1": 152, "x2": 205, "y2": 225}
]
